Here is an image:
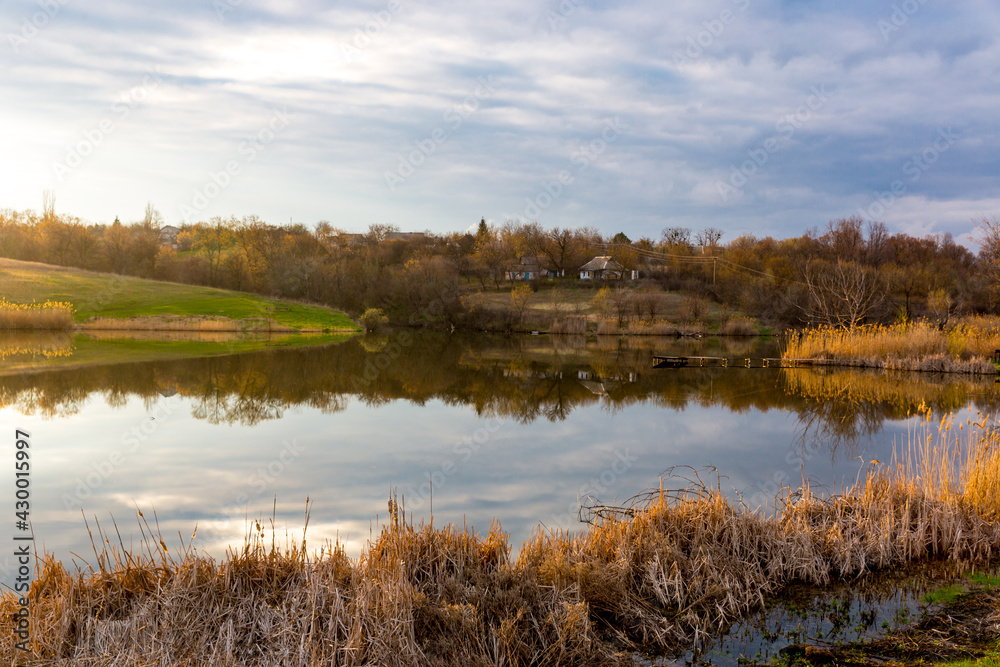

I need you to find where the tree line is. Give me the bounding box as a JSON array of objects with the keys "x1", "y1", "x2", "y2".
[{"x1": 1, "y1": 203, "x2": 998, "y2": 329}]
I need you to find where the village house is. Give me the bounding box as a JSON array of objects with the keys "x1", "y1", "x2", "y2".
[
  {"x1": 158, "y1": 225, "x2": 181, "y2": 249},
  {"x1": 505, "y1": 256, "x2": 555, "y2": 281},
  {"x1": 578, "y1": 256, "x2": 639, "y2": 281}
]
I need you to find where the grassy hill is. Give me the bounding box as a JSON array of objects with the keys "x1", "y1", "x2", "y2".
[{"x1": 0, "y1": 258, "x2": 359, "y2": 332}]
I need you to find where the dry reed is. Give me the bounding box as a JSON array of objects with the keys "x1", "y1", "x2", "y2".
[
  {"x1": 80, "y1": 315, "x2": 297, "y2": 333},
  {"x1": 0, "y1": 298, "x2": 74, "y2": 330},
  {"x1": 784, "y1": 320, "x2": 1000, "y2": 374},
  {"x1": 549, "y1": 316, "x2": 588, "y2": 335},
  {"x1": 625, "y1": 321, "x2": 679, "y2": 336},
  {"x1": 3, "y1": 417, "x2": 1000, "y2": 665},
  {"x1": 596, "y1": 319, "x2": 619, "y2": 335},
  {"x1": 718, "y1": 316, "x2": 756, "y2": 337}
]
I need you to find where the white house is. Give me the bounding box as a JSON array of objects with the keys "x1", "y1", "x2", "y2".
[{"x1": 578, "y1": 256, "x2": 639, "y2": 280}]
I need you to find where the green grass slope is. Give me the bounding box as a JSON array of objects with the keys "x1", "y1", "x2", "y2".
[{"x1": 0, "y1": 258, "x2": 359, "y2": 331}]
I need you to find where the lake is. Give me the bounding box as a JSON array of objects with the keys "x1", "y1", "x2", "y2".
[{"x1": 3, "y1": 330, "x2": 999, "y2": 590}]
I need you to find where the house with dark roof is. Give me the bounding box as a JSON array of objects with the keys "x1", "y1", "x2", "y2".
[
  {"x1": 578, "y1": 256, "x2": 639, "y2": 280},
  {"x1": 505, "y1": 256, "x2": 554, "y2": 281},
  {"x1": 159, "y1": 225, "x2": 181, "y2": 249}
]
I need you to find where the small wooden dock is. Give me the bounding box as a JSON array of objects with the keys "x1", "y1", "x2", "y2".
[{"x1": 652, "y1": 356, "x2": 818, "y2": 369}]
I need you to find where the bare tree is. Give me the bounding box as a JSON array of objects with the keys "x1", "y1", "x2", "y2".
[
  {"x1": 975, "y1": 216, "x2": 1000, "y2": 307},
  {"x1": 800, "y1": 259, "x2": 887, "y2": 328},
  {"x1": 42, "y1": 190, "x2": 56, "y2": 222},
  {"x1": 610, "y1": 286, "x2": 632, "y2": 327},
  {"x1": 695, "y1": 227, "x2": 723, "y2": 250},
  {"x1": 661, "y1": 226, "x2": 691, "y2": 248},
  {"x1": 927, "y1": 288, "x2": 954, "y2": 330},
  {"x1": 143, "y1": 202, "x2": 164, "y2": 228}
]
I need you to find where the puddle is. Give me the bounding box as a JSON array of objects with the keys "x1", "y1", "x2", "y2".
[{"x1": 638, "y1": 560, "x2": 1000, "y2": 666}]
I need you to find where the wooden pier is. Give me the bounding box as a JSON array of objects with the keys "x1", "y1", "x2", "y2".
[{"x1": 652, "y1": 355, "x2": 818, "y2": 369}]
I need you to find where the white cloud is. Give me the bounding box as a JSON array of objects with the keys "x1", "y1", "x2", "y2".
[{"x1": 0, "y1": 0, "x2": 997, "y2": 240}]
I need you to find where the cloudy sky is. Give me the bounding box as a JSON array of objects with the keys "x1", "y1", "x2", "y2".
[{"x1": 2, "y1": 0, "x2": 998, "y2": 244}]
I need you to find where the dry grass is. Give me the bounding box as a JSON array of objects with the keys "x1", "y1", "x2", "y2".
[
  {"x1": 625, "y1": 321, "x2": 679, "y2": 336},
  {"x1": 80, "y1": 315, "x2": 297, "y2": 333},
  {"x1": 718, "y1": 316, "x2": 757, "y2": 337},
  {"x1": 0, "y1": 298, "x2": 74, "y2": 330},
  {"x1": 784, "y1": 320, "x2": 1000, "y2": 374},
  {"x1": 549, "y1": 316, "x2": 588, "y2": 335},
  {"x1": 3, "y1": 418, "x2": 1000, "y2": 665},
  {"x1": 596, "y1": 319, "x2": 620, "y2": 335}
]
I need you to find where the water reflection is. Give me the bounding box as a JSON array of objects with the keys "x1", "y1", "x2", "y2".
[
  {"x1": 3, "y1": 332, "x2": 999, "y2": 435},
  {"x1": 3, "y1": 331, "x2": 1000, "y2": 583}
]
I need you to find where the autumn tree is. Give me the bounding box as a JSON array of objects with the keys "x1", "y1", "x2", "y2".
[
  {"x1": 104, "y1": 217, "x2": 130, "y2": 274},
  {"x1": 510, "y1": 283, "x2": 532, "y2": 328}
]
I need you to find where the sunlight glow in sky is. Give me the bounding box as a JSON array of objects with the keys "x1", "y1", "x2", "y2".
[{"x1": 2, "y1": 0, "x2": 997, "y2": 243}]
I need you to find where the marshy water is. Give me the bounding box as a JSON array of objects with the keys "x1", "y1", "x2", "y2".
[{"x1": 3, "y1": 330, "x2": 1000, "y2": 662}]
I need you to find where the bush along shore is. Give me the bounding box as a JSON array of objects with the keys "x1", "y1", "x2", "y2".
[
  {"x1": 2, "y1": 415, "x2": 999, "y2": 665},
  {"x1": 783, "y1": 318, "x2": 1000, "y2": 374}
]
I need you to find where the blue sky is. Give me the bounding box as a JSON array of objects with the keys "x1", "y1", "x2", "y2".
[{"x1": 2, "y1": 0, "x2": 998, "y2": 244}]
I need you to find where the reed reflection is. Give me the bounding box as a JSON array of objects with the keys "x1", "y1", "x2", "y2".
[{"x1": 2, "y1": 332, "x2": 999, "y2": 448}]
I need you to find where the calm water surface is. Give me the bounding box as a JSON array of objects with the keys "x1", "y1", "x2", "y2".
[{"x1": 2, "y1": 331, "x2": 999, "y2": 588}]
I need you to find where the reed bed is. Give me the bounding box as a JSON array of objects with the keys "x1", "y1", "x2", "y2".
[
  {"x1": 718, "y1": 316, "x2": 757, "y2": 337},
  {"x1": 3, "y1": 417, "x2": 1000, "y2": 665},
  {"x1": 549, "y1": 316, "x2": 588, "y2": 335},
  {"x1": 0, "y1": 298, "x2": 74, "y2": 330},
  {"x1": 784, "y1": 320, "x2": 1000, "y2": 374},
  {"x1": 625, "y1": 321, "x2": 679, "y2": 336},
  {"x1": 596, "y1": 319, "x2": 619, "y2": 335}
]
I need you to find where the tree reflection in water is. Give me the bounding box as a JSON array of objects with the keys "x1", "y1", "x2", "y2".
[{"x1": 2, "y1": 332, "x2": 999, "y2": 448}]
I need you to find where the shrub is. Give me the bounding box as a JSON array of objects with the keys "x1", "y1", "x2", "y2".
[
  {"x1": 358, "y1": 307, "x2": 389, "y2": 332},
  {"x1": 719, "y1": 316, "x2": 756, "y2": 337},
  {"x1": 550, "y1": 316, "x2": 588, "y2": 335}
]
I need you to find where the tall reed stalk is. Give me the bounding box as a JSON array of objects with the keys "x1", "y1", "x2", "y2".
[
  {"x1": 0, "y1": 298, "x2": 74, "y2": 330},
  {"x1": 783, "y1": 320, "x2": 1000, "y2": 374},
  {"x1": 3, "y1": 416, "x2": 999, "y2": 664}
]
